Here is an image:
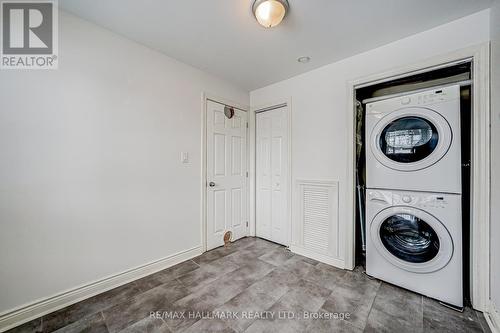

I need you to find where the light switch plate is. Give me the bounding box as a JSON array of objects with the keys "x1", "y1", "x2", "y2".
[{"x1": 181, "y1": 152, "x2": 189, "y2": 163}]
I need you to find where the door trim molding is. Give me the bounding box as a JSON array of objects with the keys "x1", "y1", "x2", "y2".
[
  {"x1": 346, "y1": 42, "x2": 490, "y2": 311},
  {"x1": 250, "y1": 98, "x2": 292, "y2": 245},
  {"x1": 201, "y1": 93, "x2": 250, "y2": 252}
]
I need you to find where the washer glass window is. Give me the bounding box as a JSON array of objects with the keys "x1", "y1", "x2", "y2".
[
  {"x1": 379, "y1": 213, "x2": 440, "y2": 263},
  {"x1": 379, "y1": 117, "x2": 438, "y2": 163}
]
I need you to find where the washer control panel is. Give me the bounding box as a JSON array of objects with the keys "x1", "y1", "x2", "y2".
[
  {"x1": 397, "y1": 88, "x2": 450, "y2": 106},
  {"x1": 366, "y1": 84, "x2": 460, "y2": 115},
  {"x1": 413, "y1": 89, "x2": 449, "y2": 105},
  {"x1": 393, "y1": 193, "x2": 448, "y2": 209}
]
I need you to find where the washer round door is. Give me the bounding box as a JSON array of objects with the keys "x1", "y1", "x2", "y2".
[
  {"x1": 370, "y1": 206, "x2": 454, "y2": 273},
  {"x1": 370, "y1": 107, "x2": 452, "y2": 172}
]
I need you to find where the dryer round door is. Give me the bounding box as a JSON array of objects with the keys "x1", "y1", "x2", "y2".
[
  {"x1": 370, "y1": 206, "x2": 454, "y2": 273},
  {"x1": 370, "y1": 107, "x2": 452, "y2": 172}
]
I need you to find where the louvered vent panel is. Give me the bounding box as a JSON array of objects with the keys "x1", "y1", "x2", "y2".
[
  {"x1": 303, "y1": 186, "x2": 330, "y2": 253},
  {"x1": 297, "y1": 180, "x2": 339, "y2": 257}
]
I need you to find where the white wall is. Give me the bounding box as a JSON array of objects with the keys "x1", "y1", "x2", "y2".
[
  {"x1": 0, "y1": 11, "x2": 248, "y2": 314},
  {"x1": 250, "y1": 10, "x2": 490, "y2": 267},
  {"x1": 490, "y1": 0, "x2": 500, "y2": 320}
]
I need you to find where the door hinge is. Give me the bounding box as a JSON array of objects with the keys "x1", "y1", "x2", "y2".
[
  {"x1": 246, "y1": 171, "x2": 249, "y2": 177},
  {"x1": 246, "y1": 221, "x2": 249, "y2": 227},
  {"x1": 246, "y1": 122, "x2": 249, "y2": 128}
]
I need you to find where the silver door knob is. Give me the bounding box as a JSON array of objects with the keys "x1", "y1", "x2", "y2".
[{"x1": 209, "y1": 182, "x2": 216, "y2": 187}]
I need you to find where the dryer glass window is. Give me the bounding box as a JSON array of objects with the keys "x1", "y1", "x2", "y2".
[
  {"x1": 379, "y1": 214, "x2": 440, "y2": 263},
  {"x1": 380, "y1": 117, "x2": 438, "y2": 163}
]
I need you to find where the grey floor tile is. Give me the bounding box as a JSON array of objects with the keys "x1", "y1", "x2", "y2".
[
  {"x1": 336, "y1": 268, "x2": 380, "y2": 294},
  {"x1": 163, "y1": 260, "x2": 200, "y2": 279},
  {"x1": 423, "y1": 297, "x2": 483, "y2": 333},
  {"x1": 216, "y1": 279, "x2": 287, "y2": 332},
  {"x1": 322, "y1": 286, "x2": 360, "y2": 315},
  {"x1": 102, "y1": 280, "x2": 188, "y2": 333},
  {"x1": 244, "y1": 300, "x2": 309, "y2": 333},
  {"x1": 258, "y1": 248, "x2": 295, "y2": 266},
  {"x1": 229, "y1": 237, "x2": 275, "y2": 254},
  {"x1": 52, "y1": 313, "x2": 108, "y2": 333},
  {"x1": 244, "y1": 318, "x2": 307, "y2": 333},
  {"x1": 280, "y1": 256, "x2": 314, "y2": 277},
  {"x1": 304, "y1": 310, "x2": 362, "y2": 333},
  {"x1": 196, "y1": 273, "x2": 252, "y2": 307},
  {"x1": 225, "y1": 249, "x2": 264, "y2": 267},
  {"x1": 178, "y1": 256, "x2": 240, "y2": 293},
  {"x1": 258, "y1": 266, "x2": 302, "y2": 289},
  {"x1": 365, "y1": 308, "x2": 422, "y2": 333},
  {"x1": 205, "y1": 255, "x2": 244, "y2": 272},
  {"x1": 165, "y1": 273, "x2": 251, "y2": 331},
  {"x1": 160, "y1": 303, "x2": 207, "y2": 332},
  {"x1": 176, "y1": 267, "x2": 221, "y2": 291},
  {"x1": 294, "y1": 254, "x2": 321, "y2": 266},
  {"x1": 193, "y1": 246, "x2": 239, "y2": 265},
  {"x1": 241, "y1": 240, "x2": 281, "y2": 258},
  {"x1": 303, "y1": 262, "x2": 347, "y2": 291},
  {"x1": 43, "y1": 282, "x2": 143, "y2": 332},
  {"x1": 7, "y1": 238, "x2": 488, "y2": 333},
  {"x1": 224, "y1": 238, "x2": 280, "y2": 264},
  {"x1": 372, "y1": 283, "x2": 422, "y2": 316},
  {"x1": 223, "y1": 260, "x2": 276, "y2": 286},
  {"x1": 321, "y1": 279, "x2": 380, "y2": 330},
  {"x1": 118, "y1": 317, "x2": 171, "y2": 333},
  {"x1": 231, "y1": 237, "x2": 260, "y2": 249},
  {"x1": 344, "y1": 282, "x2": 379, "y2": 330},
  {"x1": 365, "y1": 283, "x2": 423, "y2": 333},
  {"x1": 183, "y1": 318, "x2": 236, "y2": 333},
  {"x1": 276, "y1": 279, "x2": 332, "y2": 313},
  {"x1": 245, "y1": 268, "x2": 293, "y2": 300},
  {"x1": 5, "y1": 318, "x2": 42, "y2": 333},
  {"x1": 134, "y1": 271, "x2": 177, "y2": 293},
  {"x1": 248, "y1": 238, "x2": 281, "y2": 249}
]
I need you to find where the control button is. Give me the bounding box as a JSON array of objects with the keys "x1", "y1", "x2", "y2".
[
  {"x1": 401, "y1": 97, "x2": 411, "y2": 105},
  {"x1": 402, "y1": 196, "x2": 412, "y2": 203}
]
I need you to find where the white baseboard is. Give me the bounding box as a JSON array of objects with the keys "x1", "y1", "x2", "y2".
[
  {"x1": 486, "y1": 301, "x2": 500, "y2": 333},
  {"x1": 0, "y1": 246, "x2": 203, "y2": 332},
  {"x1": 289, "y1": 245, "x2": 345, "y2": 269}
]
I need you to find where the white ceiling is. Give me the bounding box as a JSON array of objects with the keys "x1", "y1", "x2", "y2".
[{"x1": 60, "y1": 0, "x2": 492, "y2": 91}]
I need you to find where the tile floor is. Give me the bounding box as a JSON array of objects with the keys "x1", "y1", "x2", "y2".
[{"x1": 8, "y1": 237, "x2": 491, "y2": 333}]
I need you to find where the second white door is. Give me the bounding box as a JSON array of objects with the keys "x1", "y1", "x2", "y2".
[{"x1": 256, "y1": 106, "x2": 289, "y2": 246}]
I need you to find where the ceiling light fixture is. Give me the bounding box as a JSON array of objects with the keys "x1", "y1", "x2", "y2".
[
  {"x1": 297, "y1": 56, "x2": 311, "y2": 63},
  {"x1": 252, "y1": 0, "x2": 289, "y2": 28}
]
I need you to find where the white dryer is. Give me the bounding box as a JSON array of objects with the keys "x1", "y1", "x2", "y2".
[
  {"x1": 366, "y1": 189, "x2": 462, "y2": 307},
  {"x1": 365, "y1": 85, "x2": 461, "y2": 194}
]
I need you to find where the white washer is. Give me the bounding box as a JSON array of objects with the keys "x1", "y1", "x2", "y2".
[
  {"x1": 366, "y1": 189, "x2": 462, "y2": 307},
  {"x1": 365, "y1": 85, "x2": 461, "y2": 194}
]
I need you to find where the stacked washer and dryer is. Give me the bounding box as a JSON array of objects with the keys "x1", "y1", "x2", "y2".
[{"x1": 365, "y1": 85, "x2": 463, "y2": 308}]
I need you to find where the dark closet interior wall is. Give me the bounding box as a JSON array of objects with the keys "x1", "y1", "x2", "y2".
[{"x1": 460, "y1": 85, "x2": 472, "y2": 304}]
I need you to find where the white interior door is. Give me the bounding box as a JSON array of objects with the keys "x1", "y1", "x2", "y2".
[
  {"x1": 206, "y1": 100, "x2": 248, "y2": 250},
  {"x1": 256, "y1": 107, "x2": 289, "y2": 246}
]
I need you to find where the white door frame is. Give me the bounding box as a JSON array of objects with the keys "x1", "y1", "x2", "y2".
[
  {"x1": 250, "y1": 99, "x2": 292, "y2": 245},
  {"x1": 345, "y1": 43, "x2": 490, "y2": 311},
  {"x1": 201, "y1": 93, "x2": 250, "y2": 252}
]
